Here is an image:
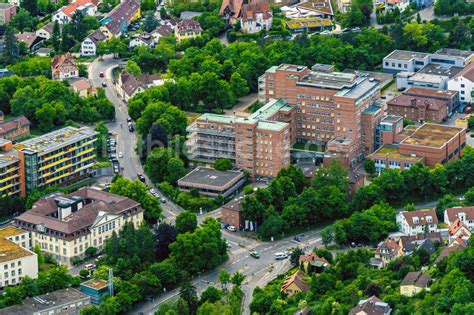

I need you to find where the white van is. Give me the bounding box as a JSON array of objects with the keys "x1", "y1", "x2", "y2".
[
  {"x1": 85, "y1": 263, "x2": 95, "y2": 270},
  {"x1": 274, "y1": 252, "x2": 288, "y2": 260}
]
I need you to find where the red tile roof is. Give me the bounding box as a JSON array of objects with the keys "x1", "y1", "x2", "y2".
[
  {"x1": 349, "y1": 296, "x2": 391, "y2": 315},
  {"x1": 176, "y1": 19, "x2": 202, "y2": 32},
  {"x1": 51, "y1": 53, "x2": 78, "y2": 77},
  {"x1": 0, "y1": 116, "x2": 31, "y2": 135},
  {"x1": 454, "y1": 63, "x2": 474, "y2": 82},
  {"x1": 219, "y1": 0, "x2": 244, "y2": 18},
  {"x1": 388, "y1": 94, "x2": 448, "y2": 112},
  {"x1": 402, "y1": 209, "x2": 438, "y2": 227},
  {"x1": 298, "y1": 252, "x2": 330, "y2": 265},
  {"x1": 445, "y1": 206, "x2": 474, "y2": 224},
  {"x1": 61, "y1": 0, "x2": 98, "y2": 18},
  {"x1": 281, "y1": 271, "x2": 309, "y2": 293},
  {"x1": 241, "y1": 0, "x2": 271, "y2": 22}
]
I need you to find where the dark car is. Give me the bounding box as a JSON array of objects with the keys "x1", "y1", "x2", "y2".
[
  {"x1": 128, "y1": 125, "x2": 134, "y2": 132},
  {"x1": 342, "y1": 28, "x2": 352, "y2": 33},
  {"x1": 102, "y1": 81, "x2": 107, "y2": 87},
  {"x1": 350, "y1": 242, "x2": 357, "y2": 248},
  {"x1": 137, "y1": 173, "x2": 146, "y2": 182},
  {"x1": 127, "y1": 117, "x2": 132, "y2": 123}
]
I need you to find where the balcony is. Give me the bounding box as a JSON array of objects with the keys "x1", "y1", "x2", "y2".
[
  {"x1": 187, "y1": 124, "x2": 235, "y2": 137},
  {"x1": 46, "y1": 172, "x2": 71, "y2": 184},
  {"x1": 196, "y1": 137, "x2": 235, "y2": 145},
  {"x1": 39, "y1": 157, "x2": 69, "y2": 171},
  {"x1": 0, "y1": 174, "x2": 19, "y2": 184}
]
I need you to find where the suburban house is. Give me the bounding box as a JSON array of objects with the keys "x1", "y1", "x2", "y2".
[
  {"x1": 349, "y1": 296, "x2": 392, "y2": 315},
  {"x1": 219, "y1": 0, "x2": 244, "y2": 25},
  {"x1": 370, "y1": 238, "x2": 401, "y2": 269},
  {"x1": 0, "y1": 226, "x2": 38, "y2": 288},
  {"x1": 299, "y1": 252, "x2": 330, "y2": 273},
  {"x1": 448, "y1": 62, "x2": 474, "y2": 104},
  {"x1": 7, "y1": 0, "x2": 20, "y2": 6},
  {"x1": 13, "y1": 188, "x2": 144, "y2": 265},
  {"x1": 396, "y1": 209, "x2": 438, "y2": 236},
  {"x1": 400, "y1": 271, "x2": 431, "y2": 297},
  {"x1": 129, "y1": 32, "x2": 155, "y2": 48},
  {"x1": 240, "y1": 0, "x2": 273, "y2": 34},
  {"x1": 81, "y1": 29, "x2": 107, "y2": 56},
  {"x1": 281, "y1": 271, "x2": 309, "y2": 297},
  {"x1": 0, "y1": 3, "x2": 16, "y2": 25},
  {"x1": 71, "y1": 78, "x2": 97, "y2": 98},
  {"x1": 221, "y1": 198, "x2": 244, "y2": 231},
  {"x1": 435, "y1": 235, "x2": 469, "y2": 264},
  {"x1": 15, "y1": 32, "x2": 44, "y2": 52},
  {"x1": 0, "y1": 114, "x2": 31, "y2": 140},
  {"x1": 51, "y1": 53, "x2": 79, "y2": 81},
  {"x1": 448, "y1": 218, "x2": 471, "y2": 244},
  {"x1": 36, "y1": 22, "x2": 55, "y2": 40},
  {"x1": 116, "y1": 71, "x2": 163, "y2": 101},
  {"x1": 151, "y1": 25, "x2": 174, "y2": 43},
  {"x1": 444, "y1": 206, "x2": 474, "y2": 230},
  {"x1": 100, "y1": 0, "x2": 141, "y2": 38},
  {"x1": 53, "y1": 0, "x2": 98, "y2": 25},
  {"x1": 175, "y1": 19, "x2": 202, "y2": 44},
  {"x1": 398, "y1": 232, "x2": 442, "y2": 256}
]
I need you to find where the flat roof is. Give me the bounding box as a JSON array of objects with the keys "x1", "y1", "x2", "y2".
[
  {"x1": 371, "y1": 145, "x2": 422, "y2": 161},
  {"x1": 343, "y1": 69, "x2": 394, "y2": 87},
  {"x1": 405, "y1": 87, "x2": 457, "y2": 98},
  {"x1": 0, "y1": 238, "x2": 35, "y2": 263},
  {"x1": 297, "y1": 0, "x2": 334, "y2": 15},
  {"x1": 286, "y1": 17, "x2": 333, "y2": 29},
  {"x1": 178, "y1": 167, "x2": 243, "y2": 188},
  {"x1": 384, "y1": 50, "x2": 430, "y2": 61},
  {"x1": 402, "y1": 123, "x2": 464, "y2": 148},
  {"x1": 417, "y1": 64, "x2": 463, "y2": 78},
  {"x1": 336, "y1": 78, "x2": 380, "y2": 99},
  {"x1": 408, "y1": 72, "x2": 446, "y2": 84},
  {"x1": 0, "y1": 288, "x2": 90, "y2": 315},
  {"x1": 381, "y1": 115, "x2": 403, "y2": 124},
  {"x1": 249, "y1": 99, "x2": 294, "y2": 121},
  {"x1": 81, "y1": 279, "x2": 109, "y2": 290},
  {"x1": 435, "y1": 48, "x2": 473, "y2": 59},
  {"x1": 362, "y1": 103, "x2": 382, "y2": 115},
  {"x1": 0, "y1": 226, "x2": 26, "y2": 238},
  {"x1": 0, "y1": 153, "x2": 19, "y2": 169},
  {"x1": 257, "y1": 120, "x2": 288, "y2": 131},
  {"x1": 14, "y1": 127, "x2": 98, "y2": 155}
]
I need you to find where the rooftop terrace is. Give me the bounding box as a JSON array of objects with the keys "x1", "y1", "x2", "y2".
[
  {"x1": 435, "y1": 48, "x2": 473, "y2": 59},
  {"x1": 0, "y1": 226, "x2": 26, "y2": 238},
  {"x1": 372, "y1": 145, "x2": 422, "y2": 161},
  {"x1": 81, "y1": 279, "x2": 109, "y2": 290},
  {"x1": 402, "y1": 123, "x2": 464, "y2": 148},
  {"x1": 14, "y1": 127, "x2": 98, "y2": 155}
]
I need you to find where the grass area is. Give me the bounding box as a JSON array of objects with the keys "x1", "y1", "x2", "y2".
[
  {"x1": 292, "y1": 142, "x2": 325, "y2": 152},
  {"x1": 381, "y1": 78, "x2": 395, "y2": 92},
  {"x1": 245, "y1": 101, "x2": 264, "y2": 113},
  {"x1": 93, "y1": 161, "x2": 112, "y2": 169}
]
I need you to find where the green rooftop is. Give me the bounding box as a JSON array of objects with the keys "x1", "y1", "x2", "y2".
[{"x1": 372, "y1": 145, "x2": 422, "y2": 161}]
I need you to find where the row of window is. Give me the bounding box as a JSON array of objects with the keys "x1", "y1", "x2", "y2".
[
  {"x1": 297, "y1": 94, "x2": 332, "y2": 102},
  {"x1": 3, "y1": 261, "x2": 21, "y2": 270},
  {"x1": 2, "y1": 268, "x2": 22, "y2": 279}
]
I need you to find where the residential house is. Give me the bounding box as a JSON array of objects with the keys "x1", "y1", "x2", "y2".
[
  {"x1": 0, "y1": 3, "x2": 16, "y2": 25},
  {"x1": 299, "y1": 252, "x2": 330, "y2": 273},
  {"x1": 435, "y1": 236, "x2": 468, "y2": 263},
  {"x1": 36, "y1": 22, "x2": 55, "y2": 40},
  {"x1": 51, "y1": 52, "x2": 79, "y2": 81},
  {"x1": 151, "y1": 25, "x2": 174, "y2": 43},
  {"x1": 398, "y1": 232, "x2": 442, "y2": 256},
  {"x1": 400, "y1": 271, "x2": 431, "y2": 296},
  {"x1": 221, "y1": 198, "x2": 244, "y2": 230},
  {"x1": 397, "y1": 209, "x2": 438, "y2": 236},
  {"x1": 370, "y1": 238, "x2": 401, "y2": 269},
  {"x1": 81, "y1": 29, "x2": 107, "y2": 56},
  {"x1": 448, "y1": 63, "x2": 474, "y2": 104},
  {"x1": 349, "y1": 296, "x2": 392, "y2": 315},
  {"x1": 448, "y1": 218, "x2": 471, "y2": 244},
  {"x1": 116, "y1": 71, "x2": 163, "y2": 101},
  {"x1": 219, "y1": 0, "x2": 244, "y2": 25},
  {"x1": 0, "y1": 114, "x2": 31, "y2": 140},
  {"x1": 7, "y1": 0, "x2": 20, "y2": 7},
  {"x1": 129, "y1": 32, "x2": 155, "y2": 48},
  {"x1": 240, "y1": 0, "x2": 273, "y2": 34},
  {"x1": 385, "y1": 0, "x2": 410, "y2": 12},
  {"x1": 444, "y1": 206, "x2": 474, "y2": 231},
  {"x1": 100, "y1": 0, "x2": 140, "y2": 38},
  {"x1": 71, "y1": 79, "x2": 97, "y2": 97},
  {"x1": 281, "y1": 271, "x2": 309, "y2": 297},
  {"x1": 36, "y1": 47, "x2": 52, "y2": 57},
  {"x1": 53, "y1": 0, "x2": 98, "y2": 25},
  {"x1": 15, "y1": 32, "x2": 44, "y2": 52},
  {"x1": 14, "y1": 188, "x2": 144, "y2": 265},
  {"x1": 295, "y1": 0, "x2": 335, "y2": 20},
  {"x1": 175, "y1": 19, "x2": 202, "y2": 44},
  {"x1": 0, "y1": 226, "x2": 38, "y2": 288}
]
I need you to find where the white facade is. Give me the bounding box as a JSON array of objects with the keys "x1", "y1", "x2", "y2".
[
  {"x1": 36, "y1": 28, "x2": 52, "y2": 40},
  {"x1": 81, "y1": 37, "x2": 98, "y2": 56},
  {"x1": 241, "y1": 13, "x2": 273, "y2": 34},
  {"x1": 397, "y1": 212, "x2": 438, "y2": 236},
  {"x1": 129, "y1": 37, "x2": 155, "y2": 48},
  {"x1": 448, "y1": 75, "x2": 473, "y2": 104},
  {"x1": 0, "y1": 251, "x2": 38, "y2": 287},
  {"x1": 8, "y1": 0, "x2": 20, "y2": 6},
  {"x1": 30, "y1": 210, "x2": 143, "y2": 265},
  {"x1": 53, "y1": 3, "x2": 97, "y2": 25},
  {"x1": 444, "y1": 208, "x2": 474, "y2": 230},
  {"x1": 386, "y1": 0, "x2": 410, "y2": 12}
]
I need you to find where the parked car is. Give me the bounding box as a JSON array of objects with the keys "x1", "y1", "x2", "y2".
[
  {"x1": 137, "y1": 173, "x2": 145, "y2": 182},
  {"x1": 160, "y1": 198, "x2": 167, "y2": 203},
  {"x1": 149, "y1": 188, "x2": 156, "y2": 195},
  {"x1": 227, "y1": 225, "x2": 237, "y2": 232},
  {"x1": 128, "y1": 125, "x2": 134, "y2": 132},
  {"x1": 127, "y1": 117, "x2": 132, "y2": 123},
  {"x1": 85, "y1": 263, "x2": 95, "y2": 270},
  {"x1": 320, "y1": 30, "x2": 331, "y2": 35},
  {"x1": 102, "y1": 81, "x2": 107, "y2": 87},
  {"x1": 350, "y1": 242, "x2": 357, "y2": 248},
  {"x1": 342, "y1": 28, "x2": 352, "y2": 33},
  {"x1": 249, "y1": 249, "x2": 260, "y2": 259},
  {"x1": 118, "y1": 152, "x2": 123, "y2": 158},
  {"x1": 99, "y1": 72, "x2": 104, "y2": 78}
]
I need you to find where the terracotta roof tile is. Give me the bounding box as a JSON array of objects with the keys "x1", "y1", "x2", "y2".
[{"x1": 402, "y1": 209, "x2": 438, "y2": 227}]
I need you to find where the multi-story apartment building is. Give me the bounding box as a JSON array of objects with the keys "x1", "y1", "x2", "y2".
[
  {"x1": 387, "y1": 94, "x2": 449, "y2": 123},
  {"x1": 258, "y1": 64, "x2": 382, "y2": 168},
  {"x1": 0, "y1": 227, "x2": 38, "y2": 288},
  {"x1": 444, "y1": 206, "x2": 474, "y2": 230},
  {"x1": 448, "y1": 63, "x2": 474, "y2": 104},
  {"x1": 383, "y1": 48, "x2": 473, "y2": 74},
  {"x1": 370, "y1": 123, "x2": 466, "y2": 172},
  {"x1": 187, "y1": 98, "x2": 292, "y2": 178},
  {"x1": 397, "y1": 209, "x2": 438, "y2": 236},
  {"x1": 403, "y1": 87, "x2": 459, "y2": 115},
  {"x1": 0, "y1": 139, "x2": 23, "y2": 197},
  {"x1": 14, "y1": 188, "x2": 143, "y2": 265},
  {"x1": 0, "y1": 3, "x2": 16, "y2": 25},
  {"x1": 15, "y1": 126, "x2": 98, "y2": 194}
]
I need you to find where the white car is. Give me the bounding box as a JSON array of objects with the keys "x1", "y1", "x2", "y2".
[
  {"x1": 150, "y1": 188, "x2": 156, "y2": 195},
  {"x1": 274, "y1": 252, "x2": 288, "y2": 260},
  {"x1": 227, "y1": 225, "x2": 237, "y2": 232},
  {"x1": 118, "y1": 152, "x2": 123, "y2": 158}
]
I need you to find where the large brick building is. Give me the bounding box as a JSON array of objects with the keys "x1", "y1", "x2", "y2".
[
  {"x1": 258, "y1": 64, "x2": 382, "y2": 169},
  {"x1": 387, "y1": 94, "x2": 449, "y2": 123}
]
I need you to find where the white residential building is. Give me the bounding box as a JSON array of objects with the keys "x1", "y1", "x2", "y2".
[
  {"x1": 52, "y1": 0, "x2": 98, "y2": 25},
  {"x1": 0, "y1": 227, "x2": 38, "y2": 288},
  {"x1": 14, "y1": 188, "x2": 144, "y2": 265},
  {"x1": 35, "y1": 22, "x2": 54, "y2": 40},
  {"x1": 396, "y1": 209, "x2": 438, "y2": 236},
  {"x1": 240, "y1": 0, "x2": 273, "y2": 34},
  {"x1": 81, "y1": 29, "x2": 106, "y2": 56},
  {"x1": 448, "y1": 63, "x2": 474, "y2": 104},
  {"x1": 129, "y1": 32, "x2": 155, "y2": 48},
  {"x1": 444, "y1": 206, "x2": 474, "y2": 230}
]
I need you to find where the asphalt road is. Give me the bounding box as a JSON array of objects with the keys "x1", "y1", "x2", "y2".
[{"x1": 88, "y1": 55, "x2": 182, "y2": 222}]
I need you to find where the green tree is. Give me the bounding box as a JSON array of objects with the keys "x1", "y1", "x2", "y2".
[
  {"x1": 436, "y1": 194, "x2": 461, "y2": 220},
  {"x1": 363, "y1": 159, "x2": 376, "y2": 177},
  {"x1": 258, "y1": 215, "x2": 287, "y2": 240},
  {"x1": 142, "y1": 11, "x2": 159, "y2": 33},
  {"x1": 218, "y1": 269, "x2": 230, "y2": 291},
  {"x1": 290, "y1": 248, "x2": 304, "y2": 266},
  {"x1": 214, "y1": 158, "x2": 232, "y2": 171},
  {"x1": 312, "y1": 160, "x2": 348, "y2": 194},
  {"x1": 165, "y1": 157, "x2": 186, "y2": 184},
  {"x1": 230, "y1": 272, "x2": 245, "y2": 287},
  {"x1": 85, "y1": 247, "x2": 98, "y2": 258},
  {"x1": 229, "y1": 72, "x2": 249, "y2": 98},
  {"x1": 175, "y1": 211, "x2": 198, "y2": 234},
  {"x1": 21, "y1": 0, "x2": 38, "y2": 15},
  {"x1": 3, "y1": 26, "x2": 20, "y2": 65},
  {"x1": 51, "y1": 21, "x2": 61, "y2": 52},
  {"x1": 145, "y1": 147, "x2": 177, "y2": 183},
  {"x1": 94, "y1": 122, "x2": 109, "y2": 160},
  {"x1": 125, "y1": 60, "x2": 142, "y2": 77},
  {"x1": 199, "y1": 286, "x2": 223, "y2": 304},
  {"x1": 180, "y1": 281, "x2": 199, "y2": 315},
  {"x1": 155, "y1": 223, "x2": 178, "y2": 260},
  {"x1": 464, "y1": 187, "x2": 474, "y2": 205},
  {"x1": 34, "y1": 245, "x2": 45, "y2": 265}
]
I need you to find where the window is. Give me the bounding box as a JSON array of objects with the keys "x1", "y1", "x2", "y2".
[{"x1": 17, "y1": 261, "x2": 21, "y2": 267}]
